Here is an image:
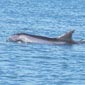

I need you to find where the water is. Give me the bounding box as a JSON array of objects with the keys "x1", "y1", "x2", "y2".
[{"x1": 0, "y1": 0, "x2": 85, "y2": 85}]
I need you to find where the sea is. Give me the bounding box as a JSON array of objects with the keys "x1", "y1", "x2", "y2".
[{"x1": 0, "y1": 0, "x2": 85, "y2": 85}]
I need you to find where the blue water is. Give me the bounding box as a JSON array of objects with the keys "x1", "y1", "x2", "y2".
[{"x1": 0, "y1": 0, "x2": 85, "y2": 85}]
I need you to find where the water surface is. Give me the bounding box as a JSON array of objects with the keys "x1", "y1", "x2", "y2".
[{"x1": 0, "y1": 0, "x2": 85, "y2": 85}]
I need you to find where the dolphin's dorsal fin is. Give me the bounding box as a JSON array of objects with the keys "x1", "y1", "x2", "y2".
[{"x1": 58, "y1": 30, "x2": 75, "y2": 41}]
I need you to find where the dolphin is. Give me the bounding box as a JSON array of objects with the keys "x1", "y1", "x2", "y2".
[{"x1": 8, "y1": 30, "x2": 85, "y2": 45}]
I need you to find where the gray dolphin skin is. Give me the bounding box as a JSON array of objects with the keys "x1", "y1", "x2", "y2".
[{"x1": 8, "y1": 30, "x2": 85, "y2": 45}]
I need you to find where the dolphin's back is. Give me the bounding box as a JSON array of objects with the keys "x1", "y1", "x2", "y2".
[{"x1": 17, "y1": 33, "x2": 58, "y2": 41}]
